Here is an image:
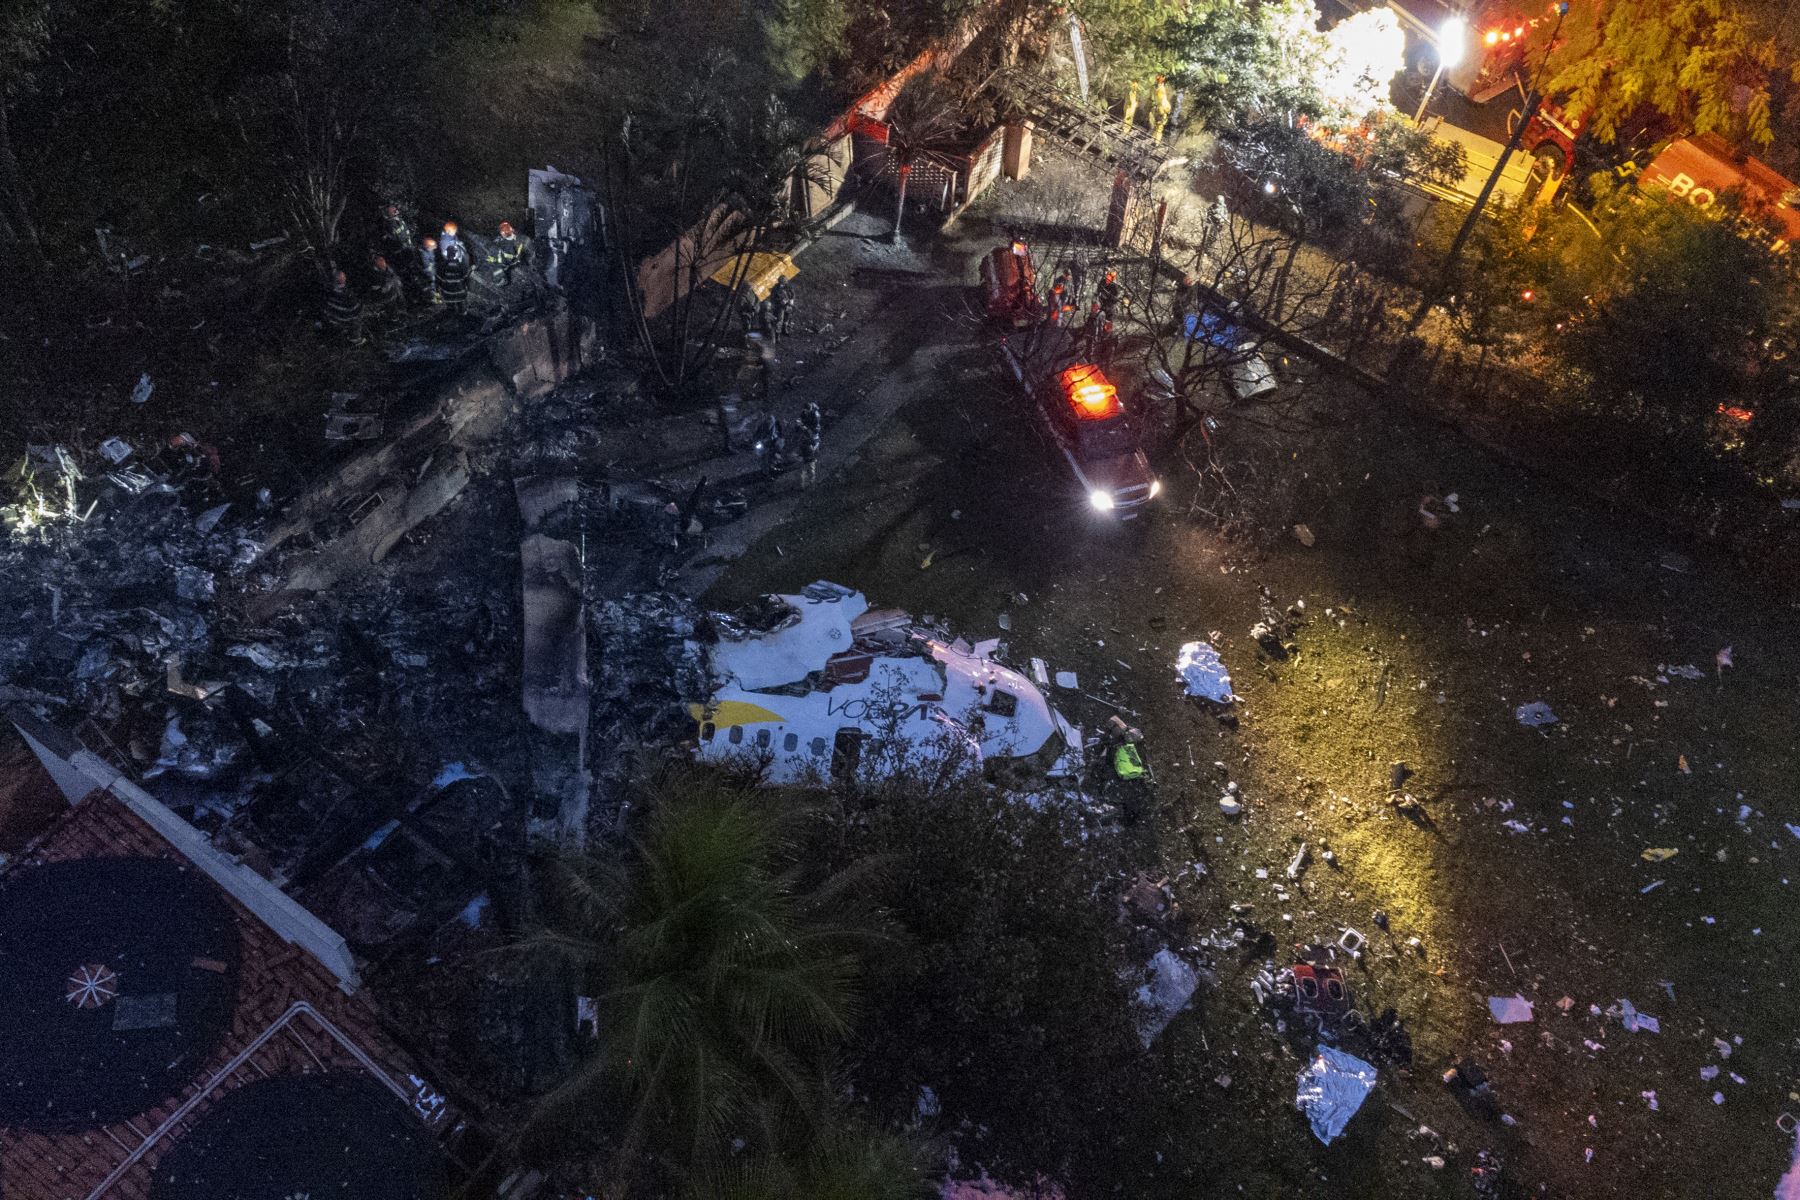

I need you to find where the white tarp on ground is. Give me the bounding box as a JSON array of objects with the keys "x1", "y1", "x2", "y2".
[
  {"x1": 1133, "y1": 947, "x2": 1200, "y2": 1048},
  {"x1": 1295, "y1": 1045, "x2": 1377, "y2": 1145},
  {"x1": 1175, "y1": 641, "x2": 1234, "y2": 703}
]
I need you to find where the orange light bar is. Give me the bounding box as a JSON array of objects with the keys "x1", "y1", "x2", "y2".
[
  {"x1": 1718, "y1": 404, "x2": 1755, "y2": 423},
  {"x1": 1060, "y1": 364, "x2": 1122, "y2": 420}
]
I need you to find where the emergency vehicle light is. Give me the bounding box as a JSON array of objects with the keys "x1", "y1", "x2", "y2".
[{"x1": 1060, "y1": 364, "x2": 1122, "y2": 420}]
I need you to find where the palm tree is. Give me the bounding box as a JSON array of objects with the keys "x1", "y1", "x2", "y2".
[
  {"x1": 877, "y1": 71, "x2": 968, "y2": 243},
  {"x1": 515, "y1": 770, "x2": 892, "y2": 1197}
]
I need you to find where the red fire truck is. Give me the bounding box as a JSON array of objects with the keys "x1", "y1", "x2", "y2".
[{"x1": 1000, "y1": 332, "x2": 1160, "y2": 519}]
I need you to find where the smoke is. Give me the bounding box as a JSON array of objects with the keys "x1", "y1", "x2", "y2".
[{"x1": 1776, "y1": 1128, "x2": 1800, "y2": 1200}]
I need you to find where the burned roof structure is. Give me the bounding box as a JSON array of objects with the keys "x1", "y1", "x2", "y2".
[{"x1": 0, "y1": 713, "x2": 460, "y2": 1200}]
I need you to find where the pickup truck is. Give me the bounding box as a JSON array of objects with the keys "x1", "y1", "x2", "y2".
[{"x1": 1000, "y1": 329, "x2": 1160, "y2": 519}]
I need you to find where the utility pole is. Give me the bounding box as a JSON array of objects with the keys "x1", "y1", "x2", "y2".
[{"x1": 1408, "y1": 2, "x2": 1568, "y2": 331}]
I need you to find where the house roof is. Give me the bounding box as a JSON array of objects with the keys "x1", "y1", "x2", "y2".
[{"x1": 0, "y1": 722, "x2": 456, "y2": 1200}]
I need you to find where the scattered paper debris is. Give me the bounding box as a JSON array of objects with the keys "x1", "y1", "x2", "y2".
[
  {"x1": 1487, "y1": 995, "x2": 1535, "y2": 1024},
  {"x1": 1619, "y1": 999, "x2": 1660, "y2": 1034},
  {"x1": 1641, "y1": 847, "x2": 1679, "y2": 862},
  {"x1": 1055, "y1": 670, "x2": 1079, "y2": 689},
  {"x1": 1292, "y1": 523, "x2": 1315, "y2": 547}
]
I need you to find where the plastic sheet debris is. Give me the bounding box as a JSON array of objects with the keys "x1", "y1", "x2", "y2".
[
  {"x1": 1514, "y1": 701, "x2": 1558, "y2": 727},
  {"x1": 1775, "y1": 1126, "x2": 1800, "y2": 1200},
  {"x1": 1487, "y1": 995, "x2": 1535, "y2": 1024},
  {"x1": 1055, "y1": 670, "x2": 1078, "y2": 689},
  {"x1": 130, "y1": 373, "x2": 154, "y2": 405},
  {"x1": 1133, "y1": 947, "x2": 1199, "y2": 1048},
  {"x1": 1294, "y1": 1045, "x2": 1377, "y2": 1145},
  {"x1": 1660, "y1": 663, "x2": 1705, "y2": 680},
  {"x1": 1641, "y1": 847, "x2": 1679, "y2": 862},
  {"x1": 194, "y1": 502, "x2": 231, "y2": 533},
  {"x1": 1619, "y1": 999, "x2": 1660, "y2": 1033},
  {"x1": 98, "y1": 437, "x2": 133, "y2": 464},
  {"x1": 1176, "y1": 641, "x2": 1234, "y2": 703}
]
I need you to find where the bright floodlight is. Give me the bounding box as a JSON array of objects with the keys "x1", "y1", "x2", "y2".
[{"x1": 1438, "y1": 16, "x2": 1467, "y2": 67}]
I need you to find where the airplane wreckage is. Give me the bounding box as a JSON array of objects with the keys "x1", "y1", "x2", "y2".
[{"x1": 690, "y1": 582, "x2": 1082, "y2": 785}]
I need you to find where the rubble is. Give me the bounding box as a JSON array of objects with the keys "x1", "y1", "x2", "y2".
[{"x1": 693, "y1": 583, "x2": 1083, "y2": 787}]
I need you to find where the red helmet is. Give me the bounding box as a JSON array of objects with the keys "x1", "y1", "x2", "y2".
[
  {"x1": 1104, "y1": 270, "x2": 1117, "y2": 282},
  {"x1": 498, "y1": 221, "x2": 514, "y2": 236},
  {"x1": 442, "y1": 221, "x2": 458, "y2": 237},
  {"x1": 423, "y1": 236, "x2": 438, "y2": 250}
]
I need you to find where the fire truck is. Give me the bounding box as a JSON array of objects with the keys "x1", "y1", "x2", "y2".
[{"x1": 999, "y1": 330, "x2": 1160, "y2": 520}]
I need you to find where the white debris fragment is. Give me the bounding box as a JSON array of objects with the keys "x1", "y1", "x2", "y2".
[
  {"x1": 1487, "y1": 995, "x2": 1535, "y2": 1024},
  {"x1": 129, "y1": 373, "x2": 154, "y2": 405},
  {"x1": 1134, "y1": 948, "x2": 1200, "y2": 1048},
  {"x1": 1176, "y1": 641, "x2": 1234, "y2": 703},
  {"x1": 1514, "y1": 701, "x2": 1558, "y2": 727},
  {"x1": 1619, "y1": 999, "x2": 1660, "y2": 1034}
]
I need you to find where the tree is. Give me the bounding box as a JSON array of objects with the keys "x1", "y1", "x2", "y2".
[
  {"x1": 876, "y1": 71, "x2": 969, "y2": 242},
  {"x1": 515, "y1": 770, "x2": 891, "y2": 1197},
  {"x1": 232, "y1": 0, "x2": 431, "y2": 272},
  {"x1": 1542, "y1": 0, "x2": 1784, "y2": 145},
  {"x1": 1166, "y1": 0, "x2": 1333, "y2": 129},
  {"x1": 1561, "y1": 193, "x2": 1783, "y2": 433},
  {"x1": 0, "y1": 0, "x2": 49, "y2": 272},
  {"x1": 600, "y1": 60, "x2": 826, "y2": 397}
]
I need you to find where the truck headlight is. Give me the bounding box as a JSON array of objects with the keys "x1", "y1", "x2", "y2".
[
  {"x1": 1089, "y1": 490, "x2": 1115, "y2": 511},
  {"x1": 1149, "y1": 479, "x2": 1162, "y2": 498}
]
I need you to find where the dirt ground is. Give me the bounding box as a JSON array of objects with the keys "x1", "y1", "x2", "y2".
[{"x1": 706, "y1": 163, "x2": 1800, "y2": 1198}]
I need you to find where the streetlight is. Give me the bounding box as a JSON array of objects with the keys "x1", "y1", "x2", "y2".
[{"x1": 1413, "y1": 16, "x2": 1467, "y2": 122}]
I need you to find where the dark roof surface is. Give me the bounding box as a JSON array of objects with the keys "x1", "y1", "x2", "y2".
[
  {"x1": 0, "y1": 790, "x2": 453, "y2": 1200},
  {"x1": 147, "y1": 1073, "x2": 447, "y2": 1200},
  {"x1": 0, "y1": 856, "x2": 240, "y2": 1131}
]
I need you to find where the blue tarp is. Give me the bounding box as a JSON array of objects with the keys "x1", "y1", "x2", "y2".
[{"x1": 1295, "y1": 1045, "x2": 1378, "y2": 1145}]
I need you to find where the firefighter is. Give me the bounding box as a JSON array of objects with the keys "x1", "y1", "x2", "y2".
[
  {"x1": 755, "y1": 410, "x2": 785, "y2": 479},
  {"x1": 737, "y1": 284, "x2": 759, "y2": 333},
  {"x1": 769, "y1": 275, "x2": 796, "y2": 336},
  {"x1": 1096, "y1": 268, "x2": 1124, "y2": 318},
  {"x1": 416, "y1": 236, "x2": 441, "y2": 304},
  {"x1": 322, "y1": 269, "x2": 365, "y2": 345},
  {"x1": 1095, "y1": 314, "x2": 1118, "y2": 368},
  {"x1": 487, "y1": 220, "x2": 525, "y2": 285},
  {"x1": 370, "y1": 255, "x2": 405, "y2": 317},
  {"x1": 1122, "y1": 80, "x2": 1140, "y2": 130},
  {"x1": 380, "y1": 203, "x2": 414, "y2": 263},
  {"x1": 436, "y1": 223, "x2": 472, "y2": 315},
  {"x1": 794, "y1": 401, "x2": 822, "y2": 489},
  {"x1": 756, "y1": 294, "x2": 778, "y2": 340},
  {"x1": 1149, "y1": 75, "x2": 1172, "y2": 143},
  {"x1": 1081, "y1": 299, "x2": 1104, "y2": 349},
  {"x1": 1173, "y1": 273, "x2": 1199, "y2": 333},
  {"x1": 1045, "y1": 272, "x2": 1068, "y2": 326}
]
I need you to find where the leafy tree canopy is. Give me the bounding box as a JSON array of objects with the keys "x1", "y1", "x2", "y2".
[{"x1": 1543, "y1": 0, "x2": 1785, "y2": 145}]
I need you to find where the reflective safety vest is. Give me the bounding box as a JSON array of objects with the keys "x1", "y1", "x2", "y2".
[
  {"x1": 437, "y1": 242, "x2": 472, "y2": 300},
  {"x1": 1113, "y1": 743, "x2": 1146, "y2": 780},
  {"x1": 324, "y1": 282, "x2": 362, "y2": 326},
  {"x1": 488, "y1": 233, "x2": 523, "y2": 272}
]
